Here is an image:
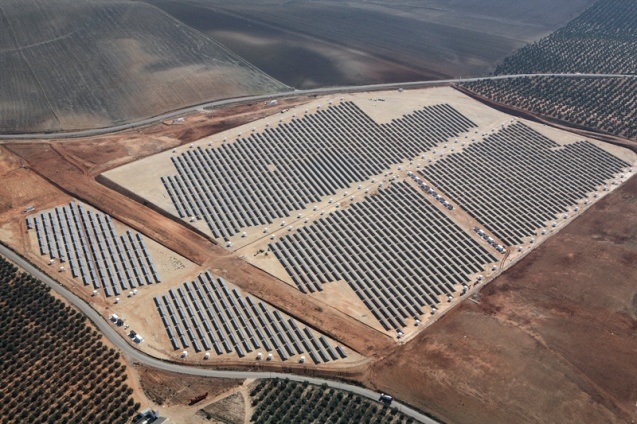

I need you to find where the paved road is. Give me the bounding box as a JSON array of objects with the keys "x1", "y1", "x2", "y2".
[
  {"x1": 0, "y1": 243, "x2": 438, "y2": 424},
  {"x1": 0, "y1": 72, "x2": 634, "y2": 140}
]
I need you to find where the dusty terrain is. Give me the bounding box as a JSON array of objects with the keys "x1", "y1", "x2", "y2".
[
  {"x1": 0, "y1": 147, "x2": 65, "y2": 218},
  {"x1": 199, "y1": 391, "x2": 246, "y2": 424},
  {"x1": 364, "y1": 175, "x2": 637, "y2": 424},
  {"x1": 135, "y1": 364, "x2": 247, "y2": 423},
  {"x1": 137, "y1": 365, "x2": 242, "y2": 406},
  {"x1": 0, "y1": 145, "x2": 72, "y2": 256}
]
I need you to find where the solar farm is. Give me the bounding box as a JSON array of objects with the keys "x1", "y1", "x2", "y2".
[
  {"x1": 26, "y1": 201, "x2": 162, "y2": 297},
  {"x1": 104, "y1": 86, "x2": 635, "y2": 347},
  {"x1": 155, "y1": 271, "x2": 348, "y2": 364}
]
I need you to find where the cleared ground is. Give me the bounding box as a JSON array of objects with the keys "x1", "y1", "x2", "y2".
[
  {"x1": 104, "y1": 87, "x2": 635, "y2": 342},
  {"x1": 0, "y1": 146, "x2": 72, "y2": 260},
  {"x1": 0, "y1": 0, "x2": 288, "y2": 133},
  {"x1": 135, "y1": 364, "x2": 245, "y2": 424}
]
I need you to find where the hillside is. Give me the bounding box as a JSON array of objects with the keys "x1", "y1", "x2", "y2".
[
  {"x1": 462, "y1": 0, "x2": 637, "y2": 139},
  {"x1": 0, "y1": 0, "x2": 289, "y2": 134},
  {"x1": 493, "y1": 0, "x2": 637, "y2": 75},
  {"x1": 145, "y1": 0, "x2": 595, "y2": 87}
]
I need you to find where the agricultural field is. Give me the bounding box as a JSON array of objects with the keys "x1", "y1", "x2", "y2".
[
  {"x1": 144, "y1": 0, "x2": 430, "y2": 89},
  {"x1": 249, "y1": 378, "x2": 414, "y2": 424},
  {"x1": 462, "y1": 77, "x2": 637, "y2": 140},
  {"x1": 0, "y1": 255, "x2": 139, "y2": 424},
  {"x1": 493, "y1": 0, "x2": 637, "y2": 75},
  {"x1": 0, "y1": 0, "x2": 289, "y2": 134},
  {"x1": 462, "y1": 0, "x2": 637, "y2": 140},
  {"x1": 146, "y1": 0, "x2": 595, "y2": 86}
]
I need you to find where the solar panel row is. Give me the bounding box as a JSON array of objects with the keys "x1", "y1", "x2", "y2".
[
  {"x1": 154, "y1": 272, "x2": 347, "y2": 363},
  {"x1": 420, "y1": 123, "x2": 630, "y2": 246},
  {"x1": 28, "y1": 201, "x2": 161, "y2": 296},
  {"x1": 162, "y1": 102, "x2": 477, "y2": 240},
  {"x1": 270, "y1": 181, "x2": 496, "y2": 330}
]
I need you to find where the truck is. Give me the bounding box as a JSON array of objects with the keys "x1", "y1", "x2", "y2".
[{"x1": 379, "y1": 393, "x2": 393, "y2": 405}]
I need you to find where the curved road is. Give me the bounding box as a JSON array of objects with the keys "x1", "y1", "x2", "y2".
[
  {"x1": 0, "y1": 73, "x2": 634, "y2": 140},
  {"x1": 0, "y1": 243, "x2": 438, "y2": 424}
]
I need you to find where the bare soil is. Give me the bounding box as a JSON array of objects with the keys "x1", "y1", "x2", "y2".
[
  {"x1": 137, "y1": 364, "x2": 242, "y2": 407},
  {"x1": 134, "y1": 365, "x2": 254, "y2": 424},
  {"x1": 199, "y1": 391, "x2": 245, "y2": 424},
  {"x1": 364, "y1": 175, "x2": 637, "y2": 424},
  {"x1": 0, "y1": 146, "x2": 68, "y2": 220}
]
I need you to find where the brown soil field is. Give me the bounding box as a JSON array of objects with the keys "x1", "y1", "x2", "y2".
[
  {"x1": 136, "y1": 364, "x2": 242, "y2": 407},
  {"x1": 134, "y1": 364, "x2": 249, "y2": 423},
  {"x1": 199, "y1": 391, "x2": 246, "y2": 424},
  {"x1": 364, "y1": 175, "x2": 637, "y2": 424},
  {"x1": 0, "y1": 145, "x2": 71, "y2": 254},
  {"x1": 135, "y1": 370, "x2": 257, "y2": 424},
  {"x1": 0, "y1": 146, "x2": 68, "y2": 220}
]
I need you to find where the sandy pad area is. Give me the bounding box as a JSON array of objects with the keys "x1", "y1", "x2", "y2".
[{"x1": 104, "y1": 86, "x2": 636, "y2": 343}]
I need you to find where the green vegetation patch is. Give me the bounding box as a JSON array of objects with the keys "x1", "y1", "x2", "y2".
[
  {"x1": 249, "y1": 378, "x2": 414, "y2": 424},
  {"x1": 0, "y1": 255, "x2": 139, "y2": 424}
]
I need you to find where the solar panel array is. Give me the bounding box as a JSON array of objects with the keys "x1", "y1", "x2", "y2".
[
  {"x1": 28, "y1": 201, "x2": 161, "y2": 296},
  {"x1": 419, "y1": 123, "x2": 630, "y2": 246},
  {"x1": 155, "y1": 272, "x2": 347, "y2": 363},
  {"x1": 161, "y1": 102, "x2": 477, "y2": 239},
  {"x1": 269, "y1": 182, "x2": 496, "y2": 331}
]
